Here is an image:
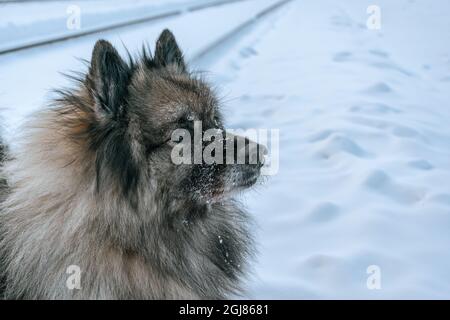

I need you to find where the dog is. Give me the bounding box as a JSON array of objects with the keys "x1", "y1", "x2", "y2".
[{"x1": 0, "y1": 29, "x2": 265, "y2": 299}]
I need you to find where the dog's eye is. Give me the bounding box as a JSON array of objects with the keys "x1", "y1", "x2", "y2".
[
  {"x1": 177, "y1": 117, "x2": 188, "y2": 126},
  {"x1": 177, "y1": 112, "x2": 196, "y2": 125},
  {"x1": 176, "y1": 116, "x2": 194, "y2": 130}
]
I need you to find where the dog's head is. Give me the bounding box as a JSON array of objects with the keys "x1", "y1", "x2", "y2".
[{"x1": 63, "y1": 30, "x2": 266, "y2": 206}]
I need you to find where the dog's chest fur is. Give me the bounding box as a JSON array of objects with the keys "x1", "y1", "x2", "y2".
[{"x1": 0, "y1": 161, "x2": 252, "y2": 299}]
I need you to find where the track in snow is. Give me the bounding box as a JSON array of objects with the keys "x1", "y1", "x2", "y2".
[{"x1": 0, "y1": 0, "x2": 288, "y2": 55}]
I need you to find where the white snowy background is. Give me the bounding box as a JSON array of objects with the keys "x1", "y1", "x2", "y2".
[{"x1": 1, "y1": 0, "x2": 450, "y2": 299}]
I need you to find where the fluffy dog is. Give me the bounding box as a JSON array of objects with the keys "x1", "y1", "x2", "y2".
[{"x1": 0, "y1": 30, "x2": 265, "y2": 299}]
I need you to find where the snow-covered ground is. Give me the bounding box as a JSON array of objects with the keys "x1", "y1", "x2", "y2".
[
  {"x1": 1, "y1": 0, "x2": 450, "y2": 299},
  {"x1": 200, "y1": 0, "x2": 450, "y2": 299},
  {"x1": 0, "y1": 0, "x2": 223, "y2": 52}
]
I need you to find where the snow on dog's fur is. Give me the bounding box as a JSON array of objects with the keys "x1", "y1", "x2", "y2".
[{"x1": 0, "y1": 30, "x2": 265, "y2": 299}]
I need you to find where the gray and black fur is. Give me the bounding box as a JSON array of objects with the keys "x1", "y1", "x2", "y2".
[{"x1": 0, "y1": 30, "x2": 265, "y2": 299}]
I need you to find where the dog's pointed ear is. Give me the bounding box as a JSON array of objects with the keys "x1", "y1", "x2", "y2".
[
  {"x1": 88, "y1": 40, "x2": 129, "y2": 118},
  {"x1": 154, "y1": 29, "x2": 186, "y2": 72}
]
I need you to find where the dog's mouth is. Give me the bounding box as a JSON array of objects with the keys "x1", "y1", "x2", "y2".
[
  {"x1": 222, "y1": 165, "x2": 263, "y2": 195},
  {"x1": 186, "y1": 151, "x2": 266, "y2": 203},
  {"x1": 201, "y1": 166, "x2": 262, "y2": 203}
]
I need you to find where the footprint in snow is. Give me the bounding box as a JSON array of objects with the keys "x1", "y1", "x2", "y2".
[
  {"x1": 363, "y1": 82, "x2": 394, "y2": 95},
  {"x1": 349, "y1": 103, "x2": 401, "y2": 114},
  {"x1": 316, "y1": 135, "x2": 374, "y2": 159},
  {"x1": 391, "y1": 125, "x2": 419, "y2": 139},
  {"x1": 239, "y1": 47, "x2": 258, "y2": 58},
  {"x1": 307, "y1": 129, "x2": 334, "y2": 143},
  {"x1": 364, "y1": 170, "x2": 426, "y2": 204},
  {"x1": 369, "y1": 49, "x2": 389, "y2": 59},
  {"x1": 333, "y1": 51, "x2": 353, "y2": 62},
  {"x1": 370, "y1": 62, "x2": 415, "y2": 77},
  {"x1": 307, "y1": 202, "x2": 341, "y2": 223},
  {"x1": 407, "y1": 159, "x2": 434, "y2": 171},
  {"x1": 367, "y1": 50, "x2": 415, "y2": 76}
]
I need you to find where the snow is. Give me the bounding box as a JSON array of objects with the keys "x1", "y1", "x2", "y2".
[
  {"x1": 1, "y1": 0, "x2": 450, "y2": 299},
  {"x1": 199, "y1": 0, "x2": 450, "y2": 299},
  {"x1": 0, "y1": 0, "x2": 221, "y2": 51}
]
